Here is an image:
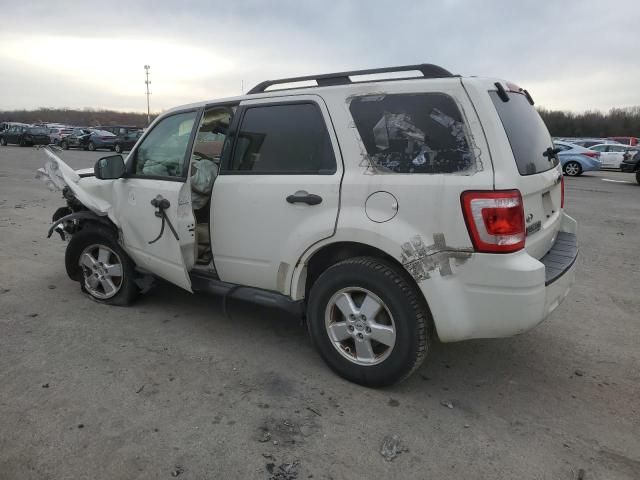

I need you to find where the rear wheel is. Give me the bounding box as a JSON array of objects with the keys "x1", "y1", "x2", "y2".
[
  {"x1": 88, "y1": 142, "x2": 96, "y2": 151},
  {"x1": 563, "y1": 161, "x2": 582, "y2": 176},
  {"x1": 0, "y1": 137, "x2": 6, "y2": 146},
  {"x1": 114, "y1": 143, "x2": 123, "y2": 154},
  {"x1": 636, "y1": 171, "x2": 640, "y2": 185},
  {"x1": 60, "y1": 140, "x2": 69, "y2": 150},
  {"x1": 65, "y1": 226, "x2": 139, "y2": 306},
  {"x1": 307, "y1": 256, "x2": 431, "y2": 387}
]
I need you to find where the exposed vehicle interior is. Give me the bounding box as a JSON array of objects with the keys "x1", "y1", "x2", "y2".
[{"x1": 190, "y1": 106, "x2": 235, "y2": 266}]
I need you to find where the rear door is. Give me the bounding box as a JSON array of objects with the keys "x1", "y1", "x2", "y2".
[
  {"x1": 211, "y1": 95, "x2": 342, "y2": 293},
  {"x1": 478, "y1": 82, "x2": 564, "y2": 259},
  {"x1": 607, "y1": 145, "x2": 627, "y2": 168}
]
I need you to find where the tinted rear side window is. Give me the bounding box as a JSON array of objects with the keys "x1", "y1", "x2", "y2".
[
  {"x1": 349, "y1": 93, "x2": 476, "y2": 174},
  {"x1": 489, "y1": 91, "x2": 557, "y2": 175},
  {"x1": 229, "y1": 103, "x2": 335, "y2": 174}
]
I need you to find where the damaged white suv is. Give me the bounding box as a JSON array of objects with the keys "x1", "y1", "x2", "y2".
[{"x1": 39, "y1": 64, "x2": 577, "y2": 386}]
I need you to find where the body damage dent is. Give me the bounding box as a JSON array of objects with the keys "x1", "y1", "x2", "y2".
[
  {"x1": 36, "y1": 147, "x2": 113, "y2": 218},
  {"x1": 401, "y1": 234, "x2": 472, "y2": 281}
]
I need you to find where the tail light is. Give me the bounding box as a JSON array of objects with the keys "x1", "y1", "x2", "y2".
[
  {"x1": 561, "y1": 176, "x2": 565, "y2": 209},
  {"x1": 461, "y1": 190, "x2": 525, "y2": 253},
  {"x1": 583, "y1": 151, "x2": 599, "y2": 158}
]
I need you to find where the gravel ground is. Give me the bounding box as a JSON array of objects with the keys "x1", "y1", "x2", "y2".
[{"x1": 1, "y1": 146, "x2": 639, "y2": 480}]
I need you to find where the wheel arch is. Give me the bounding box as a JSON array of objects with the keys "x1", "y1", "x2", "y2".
[{"x1": 294, "y1": 240, "x2": 430, "y2": 315}]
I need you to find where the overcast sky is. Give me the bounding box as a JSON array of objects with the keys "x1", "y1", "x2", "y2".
[{"x1": 0, "y1": 0, "x2": 638, "y2": 113}]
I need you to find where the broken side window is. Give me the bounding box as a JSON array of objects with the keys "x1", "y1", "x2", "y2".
[{"x1": 349, "y1": 93, "x2": 476, "y2": 174}]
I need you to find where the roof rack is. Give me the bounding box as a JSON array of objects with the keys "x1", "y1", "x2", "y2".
[{"x1": 247, "y1": 63, "x2": 454, "y2": 94}]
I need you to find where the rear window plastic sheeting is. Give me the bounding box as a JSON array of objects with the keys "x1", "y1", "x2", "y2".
[
  {"x1": 349, "y1": 93, "x2": 477, "y2": 174},
  {"x1": 489, "y1": 91, "x2": 558, "y2": 175}
]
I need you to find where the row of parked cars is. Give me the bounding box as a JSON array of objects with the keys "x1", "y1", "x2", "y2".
[
  {"x1": 0, "y1": 122, "x2": 143, "y2": 153},
  {"x1": 553, "y1": 136, "x2": 640, "y2": 183}
]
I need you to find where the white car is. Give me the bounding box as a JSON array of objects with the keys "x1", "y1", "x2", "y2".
[
  {"x1": 38, "y1": 64, "x2": 578, "y2": 386},
  {"x1": 589, "y1": 143, "x2": 632, "y2": 169}
]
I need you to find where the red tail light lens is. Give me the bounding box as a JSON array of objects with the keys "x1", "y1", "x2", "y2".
[
  {"x1": 561, "y1": 176, "x2": 565, "y2": 209},
  {"x1": 461, "y1": 190, "x2": 525, "y2": 253},
  {"x1": 583, "y1": 151, "x2": 599, "y2": 158}
]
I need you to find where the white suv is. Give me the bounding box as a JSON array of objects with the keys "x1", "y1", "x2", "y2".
[{"x1": 40, "y1": 64, "x2": 578, "y2": 386}]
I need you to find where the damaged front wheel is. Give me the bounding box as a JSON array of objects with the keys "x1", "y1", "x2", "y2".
[{"x1": 65, "y1": 226, "x2": 139, "y2": 305}]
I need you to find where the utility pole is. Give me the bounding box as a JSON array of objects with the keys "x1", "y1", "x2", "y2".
[{"x1": 144, "y1": 65, "x2": 151, "y2": 126}]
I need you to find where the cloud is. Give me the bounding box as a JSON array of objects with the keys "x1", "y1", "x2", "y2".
[{"x1": 0, "y1": 0, "x2": 638, "y2": 112}]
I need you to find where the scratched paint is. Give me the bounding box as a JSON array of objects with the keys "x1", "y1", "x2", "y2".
[{"x1": 400, "y1": 233, "x2": 472, "y2": 281}]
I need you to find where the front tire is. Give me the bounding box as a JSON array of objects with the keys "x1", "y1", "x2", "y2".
[
  {"x1": 87, "y1": 142, "x2": 96, "y2": 151},
  {"x1": 563, "y1": 161, "x2": 582, "y2": 176},
  {"x1": 61, "y1": 141, "x2": 69, "y2": 150},
  {"x1": 636, "y1": 171, "x2": 640, "y2": 185},
  {"x1": 65, "y1": 226, "x2": 139, "y2": 306},
  {"x1": 0, "y1": 137, "x2": 6, "y2": 146},
  {"x1": 307, "y1": 256, "x2": 431, "y2": 387},
  {"x1": 114, "y1": 144, "x2": 122, "y2": 154}
]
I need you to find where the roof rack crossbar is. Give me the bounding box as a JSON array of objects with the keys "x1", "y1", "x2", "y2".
[{"x1": 247, "y1": 63, "x2": 453, "y2": 94}]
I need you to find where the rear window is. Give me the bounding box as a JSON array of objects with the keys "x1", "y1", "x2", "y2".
[
  {"x1": 490, "y1": 91, "x2": 557, "y2": 175},
  {"x1": 349, "y1": 93, "x2": 476, "y2": 174},
  {"x1": 29, "y1": 128, "x2": 48, "y2": 135}
]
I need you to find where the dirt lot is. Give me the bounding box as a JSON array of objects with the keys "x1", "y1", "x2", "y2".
[{"x1": 1, "y1": 146, "x2": 639, "y2": 480}]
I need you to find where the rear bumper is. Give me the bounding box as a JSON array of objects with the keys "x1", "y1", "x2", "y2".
[{"x1": 426, "y1": 212, "x2": 578, "y2": 342}]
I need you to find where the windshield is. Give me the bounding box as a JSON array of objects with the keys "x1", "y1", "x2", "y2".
[{"x1": 490, "y1": 91, "x2": 558, "y2": 175}]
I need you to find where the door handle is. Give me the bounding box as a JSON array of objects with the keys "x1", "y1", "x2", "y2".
[{"x1": 286, "y1": 191, "x2": 323, "y2": 206}]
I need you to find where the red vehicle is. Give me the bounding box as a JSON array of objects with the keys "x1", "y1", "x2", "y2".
[{"x1": 607, "y1": 136, "x2": 639, "y2": 146}]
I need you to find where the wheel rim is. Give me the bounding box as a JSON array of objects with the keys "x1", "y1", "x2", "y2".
[
  {"x1": 79, "y1": 244, "x2": 123, "y2": 299},
  {"x1": 565, "y1": 162, "x2": 580, "y2": 176},
  {"x1": 89, "y1": 143, "x2": 95, "y2": 151},
  {"x1": 324, "y1": 287, "x2": 396, "y2": 366}
]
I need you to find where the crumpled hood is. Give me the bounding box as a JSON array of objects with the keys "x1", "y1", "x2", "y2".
[{"x1": 35, "y1": 147, "x2": 110, "y2": 215}]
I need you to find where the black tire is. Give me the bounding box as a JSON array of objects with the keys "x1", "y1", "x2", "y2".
[
  {"x1": 87, "y1": 142, "x2": 96, "y2": 151},
  {"x1": 563, "y1": 161, "x2": 582, "y2": 176},
  {"x1": 636, "y1": 171, "x2": 640, "y2": 185},
  {"x1": 0, "y1": 137, "x2": 6, "y2": 146},
  {"x1": 64, "y1": 225, "x2": 139, "y2": 306},
  {"x1": 19, "y1": 138, "x2": 26, "y2": 147},
  {"x1": 61, "y1": 141, "x2": 69, "y2": 150},
  {"x1": 114, "y1": 144, "x2": 122, "y2": 154},
  {"x1": 307, "y1": 256, "x2": 431, "y2": 387}
]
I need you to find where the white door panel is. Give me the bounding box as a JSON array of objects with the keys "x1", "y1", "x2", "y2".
[
  {"x1": 212, "y1": 175, "x2": 340, "y2": 291},
  {"x1": 211, "y1": 95, "x2": 342, "y2": 293},
  {"x1": 112, "y1": 178, "x2": 194, "y2": 291}
]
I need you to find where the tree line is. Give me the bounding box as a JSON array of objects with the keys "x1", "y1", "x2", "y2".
[
  {"x1": 0, "y1": 108, "x2": 157, "y2": 128},
  {"x1": 2, "y1": 105, "x2": 639, "y2": 138},
  {"x1": 537, "y1": 106, "x2": 640, "y2": 138}
]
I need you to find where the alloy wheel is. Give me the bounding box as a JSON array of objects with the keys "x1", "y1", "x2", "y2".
[
  {"x1": 564, "y1": 162, "x2": 580, "y2": 176},
  {"x1": 324, "y1": 287, "x2": 396, "y2": 366},
  {"x1": 79, "y1": 244, "x2": 124, "y2": 299}
]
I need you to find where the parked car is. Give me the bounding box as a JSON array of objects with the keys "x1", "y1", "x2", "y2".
[
  {"x1": 607, "y1": 136, "x2": 639, "y2": 146},
  {"x1": 98, "y1": 125, "x2": 141, "y2": 137},
  {"x1": 620, "y1": 148, "x2": 640, "y2": 184},
  {"x1": 60, "y1": 128, "x2": 117, "y2": 151},
  {"x1": 0, "y1": 125, "x2": 51, "y2": 146},
  {"x1": 571, "y1": 138, "x2": 620, "y2": 148},
  {"x1": 0, "y1": 121, "x2": 29, "y2": 134},
  {"x1": 588, "y1": 143, "x2": 631, "y2": 169},
  {"x1": 39, "y1": 64, "x2": 577, "y2": 386},
  {"x1": 113, "y1": 129, "x2": 143, "y2": 153},
  {"x1": 553, "y1": 141, "x2": 601, "y2": 176},
  {"x1": 48, "y1": 127, "x2": 73, "y2": 145}
]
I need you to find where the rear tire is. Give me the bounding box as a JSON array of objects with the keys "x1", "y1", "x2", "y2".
[
  {"x1": 636, "y1": 171, "x2": 640, "y2": 185},
  {"x1": 563, "y1": 161, "x2": 582, "y2": 176},
  {"x1": 307, "y1": 256, "x2": 431, "y2": 387},
  {"x1": 114, "y1": 144, "x2": 122, "y2": 154},
  {"x1": 88, "y1": 141, "x2": 96, "y2": 151},
  {"x1": 61, "y1": 141, "x2": 69, "y2": 150},
  {"x1": 65, "y1": 225, "x2": 139, "y2": 306},
  {"x1": 0, "y1": 137, "x2": 6, "y2": 146}
]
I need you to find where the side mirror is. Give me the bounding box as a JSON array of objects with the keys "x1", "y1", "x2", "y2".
[{"x1": 94, "y1": 155, "x2": 125, "y2": 180}]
